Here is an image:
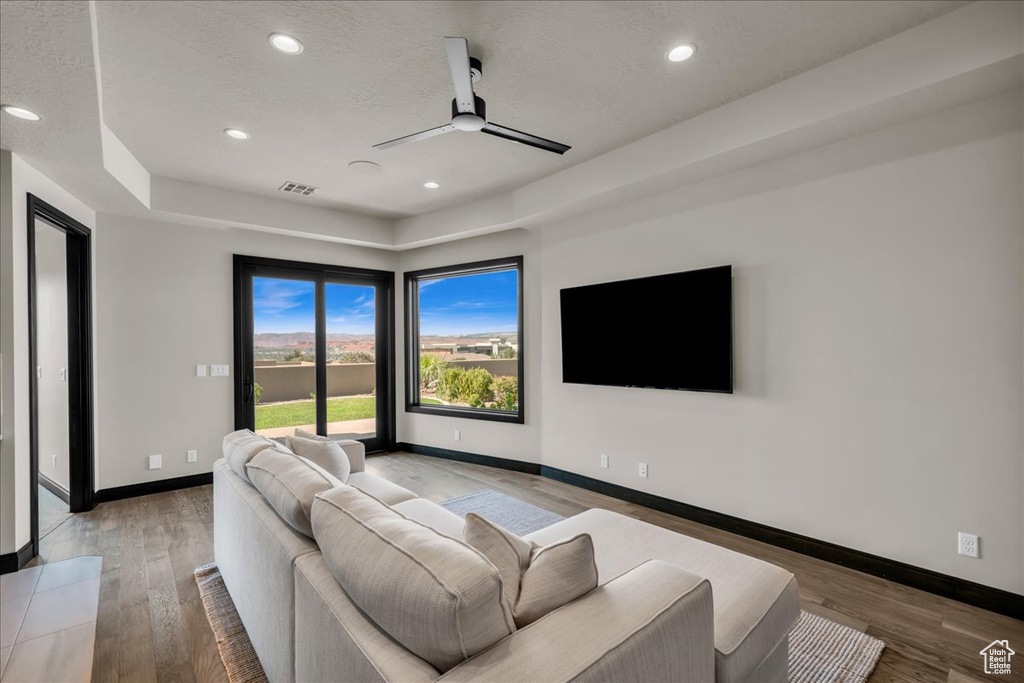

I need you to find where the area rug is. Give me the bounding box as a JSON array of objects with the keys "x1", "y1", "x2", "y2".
[
  {"x1": 438, "y1": 488, "x2": 566, "y2": 535},
  {"x1": 789, "y1": 610, "x2": 884, "y2": 683},
  {"x1": 194, "y1": 564, "x2": 268, "y2": 683}
]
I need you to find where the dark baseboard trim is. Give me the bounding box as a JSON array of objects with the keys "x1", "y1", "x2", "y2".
[
  {"x1": 94, "y1": 473, "x2": 213, "y2": 504},
  {"x1": 396, "y1": 442, "x2": 542, "y2": 475},
  {"x1": 398, "y1": 443, "x2": 1024, "y2": 620},
  {"x1": 0, "y1": 542, "x2": 34, "y2": 575},
  {"x1": 38, "y1": 473, "x2": 71, "y2": 504}
]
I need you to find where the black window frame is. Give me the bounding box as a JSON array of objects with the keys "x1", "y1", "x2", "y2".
[
  {"x1": 405, "y1": 256, "x2": 524, "y2": 425},
  {"x1": 232, "y1": 254, "x2": 396, "y2": 452}
]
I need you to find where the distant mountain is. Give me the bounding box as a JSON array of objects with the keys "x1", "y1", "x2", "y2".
[{"x1": 254, "y1": 332, "x2": 374, "y2": 347}]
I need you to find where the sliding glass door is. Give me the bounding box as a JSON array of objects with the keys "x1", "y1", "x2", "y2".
[{"x1": 233, "y1": 256, "x2": 394, "y2": 453}]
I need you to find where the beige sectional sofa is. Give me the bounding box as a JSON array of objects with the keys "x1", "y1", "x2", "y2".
[{"x1": 214, "y1": 430, "x2": 799, "y2": 683}]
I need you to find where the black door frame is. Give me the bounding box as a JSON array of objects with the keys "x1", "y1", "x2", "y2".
[
  {"x1": 232, "y1": 255, "x2": 396, "y2": 452},
  {"x1": 27, "y1": 194, "x2": 95, "y2": 558}
]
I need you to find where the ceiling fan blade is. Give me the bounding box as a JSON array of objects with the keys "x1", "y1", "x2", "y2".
[
  {"x1": 480, "y1": 123, "x2": 571, "y2": 155},
  {"x1": 444, "y1": 37, "x2": 476, "y2": 114},
  {"x1": 373, "y1": 123, "x2": 456, "y2": 150}
]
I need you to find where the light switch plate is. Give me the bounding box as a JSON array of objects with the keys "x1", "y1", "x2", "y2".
[
  {"x1": 187, "y1": 449, "x2": 198, "y2": 463},
  {"x1": 196, "y1": 364, "x2": 207, "y2": 377},
  {"x1": 59, "y1": 368, "x2": 67, "y2": 382},
  {"x1": 148, "y1": 454, "x2": 162, "y2": 470},
  {"x1": 210, "y1": 364, "x2": 230, "y2": 377}
]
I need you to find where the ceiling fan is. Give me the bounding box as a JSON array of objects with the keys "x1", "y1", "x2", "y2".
[{"x1": 373, "y1": 37, "x2": 571, "y2": 155}]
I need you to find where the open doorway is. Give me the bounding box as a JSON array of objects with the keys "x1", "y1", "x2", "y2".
[{"x1": 27, "y1": 194, "x2": 94, "y2": 557}]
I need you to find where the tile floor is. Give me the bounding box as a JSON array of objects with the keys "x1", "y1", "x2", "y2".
[{"x1": 0, "y1": 556, "x2": 101, "y2": 683}]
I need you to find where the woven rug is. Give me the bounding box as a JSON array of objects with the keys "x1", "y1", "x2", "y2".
[
  {"x1": 439, "y1": 488, "x2": 566, "y2": 535},
  {"x1": 194, "y1": 564, "x2": 268, "y2": 683}
]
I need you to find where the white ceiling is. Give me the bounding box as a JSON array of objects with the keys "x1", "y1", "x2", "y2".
[{"x1": 87, "y1": 0, "x2": 969, "y2": 219}]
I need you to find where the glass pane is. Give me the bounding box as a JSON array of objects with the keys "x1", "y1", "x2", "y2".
[
  {"x1": 252, "y1": 277, "x2": 317, "y2": 441},
  {"x1": 326, "y1": 283, "x2": 377, "y2": 440},
  {"x1": 417, "y1": 269, "x2": 519, "y2": 412}
]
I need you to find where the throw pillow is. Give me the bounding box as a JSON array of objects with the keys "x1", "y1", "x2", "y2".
[{"x1": 286, "y1": 434, "x2": 351, "y2": 483}]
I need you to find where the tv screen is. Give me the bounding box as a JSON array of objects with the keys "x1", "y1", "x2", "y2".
[{"x1": 560, "y1": 265, "x2": 732, "y2": 393}]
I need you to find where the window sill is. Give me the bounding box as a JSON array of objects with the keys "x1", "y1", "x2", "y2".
[{"x1": 405, "y1": 403, "x2": 524, "y2": 424}]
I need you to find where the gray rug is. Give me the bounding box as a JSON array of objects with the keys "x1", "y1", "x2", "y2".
[{"x1": 439, "y1": 489, "x2": 566, "y2": 535}]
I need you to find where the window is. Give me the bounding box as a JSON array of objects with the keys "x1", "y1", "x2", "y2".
[{"x1": 405, "y1": 256, "x2": 523, "y2": 424}]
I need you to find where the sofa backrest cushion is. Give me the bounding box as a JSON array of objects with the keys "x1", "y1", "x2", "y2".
[
  {"x1": 464, "y1": 512, "x2": 598, "y2": 627},
  {"x1": 286, "y1": 435, "x2": 351, "y2": 483},
  {"x1": 247, "y1": 447, "x2": 342, "y2": 538},
  {"x1": 311, "y1": 486, "x2": 514, "y2": 672},
  {"x1": 222, "y1": 429, "x2": 277, "y2": 483}
]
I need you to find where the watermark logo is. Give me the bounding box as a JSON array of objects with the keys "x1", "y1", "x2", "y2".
[{"x1": 980, "y1": 640, "x2": 1014, "y2": 675}]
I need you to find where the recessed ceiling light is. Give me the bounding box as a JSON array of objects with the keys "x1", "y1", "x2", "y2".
[
  {"x1": 224, "y1": 128, "x2": 250, "y2": 140},
  {"x1": 2, "y1": 105, "x2": 41, "y2": 121},
  {"x1": 667, "y1": 44, "x2": 696, "y2": 63},
  {"x1": 348, "y1": 160, "x2": 382, "y2": 175},
  {"x1": 423, "y1": 181, "x2": 440, "y2": 189},
  {"x1": 269, "y1": 33, "x2": 304, "y2": 55}
]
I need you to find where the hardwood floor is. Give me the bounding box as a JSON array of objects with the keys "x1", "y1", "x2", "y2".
[{"x1": 29, "y1": 452, "x2": 1023, "y2": 683}]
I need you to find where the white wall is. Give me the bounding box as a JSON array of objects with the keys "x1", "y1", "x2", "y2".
[
  {"x1": 93, "y1": 214, "x2": 397, "y2": 490},
  {"x1": 396, "y1": 229, "x2": 542, "y2": 462},
  {"x1": 34, "y1": 221, "x2": 70, "y2": 491},
  {"x1": 0, "y1": 151, "x2": 96, "y2": 554},
  {"x1": 537, "y1": 92, "x2": 1023, "y2": 593}
]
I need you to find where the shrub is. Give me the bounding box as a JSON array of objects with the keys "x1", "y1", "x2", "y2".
[
  {"x1": 338, "y1": 351, "x2": 374, "y2": 364},
  {"x1": 491, "y1": 376, "x2": 518, "y2": 411},
  {"x1": 282, "y1": 349, "x2": 314, "y2": 362},
  {"x1": 495, "y1": 347, "x2": 517, "y2": 359},
  {"x1": 438, "y1": 367, "x2": 493, "y2": 407},
  {"x1": 420, "y1": 355, "x2": 449, "y2": 390},
  {"x1": 254, "y1": 382, "x2": 264, "y2": 405}
]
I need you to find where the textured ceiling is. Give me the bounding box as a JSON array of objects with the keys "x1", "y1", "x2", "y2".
[{"x1": 85, "y1": 0, "x2": 969, "y2": 219}]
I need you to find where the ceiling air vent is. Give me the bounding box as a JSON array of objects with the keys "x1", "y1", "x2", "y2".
[{"x1": 278, "y1": 181, "x2": 319, "y2": 196}]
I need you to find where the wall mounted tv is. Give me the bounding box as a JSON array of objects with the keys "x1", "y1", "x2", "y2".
[{"x1": 560, "y1": 265, "x2": 733, "y2": 394}]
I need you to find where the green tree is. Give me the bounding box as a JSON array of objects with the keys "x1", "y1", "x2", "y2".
[
  {"x1": 495, "y1": 347, "x2": 517, "y2": 359},
  {"x1": 420, "y1": 355, "x2": 449, "y2": 391},
  {"x1": 438, "y1": 367, "x2": 494, "y2": 407},
  {"x1": 491, "y1": 376, "x2": 518, "y2": 411}
]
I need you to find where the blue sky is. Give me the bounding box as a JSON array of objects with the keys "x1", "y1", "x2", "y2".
[
  {"x1": 253, "y1": 278, "x2": 376, "y2": 334},
  {"x1": 419, "y1": 270, "x2": 517, "y2": 336},
  {"x1": 252, "y1": 270, "x2": 516, "y2": 336}
]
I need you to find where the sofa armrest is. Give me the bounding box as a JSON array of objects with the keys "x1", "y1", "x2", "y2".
[
  {"x1": 439, "y1": 560, "x2": 714, "y2": 683},
  {"x1": 335, "y1": 439, "x2": 365, "y2": 473}
]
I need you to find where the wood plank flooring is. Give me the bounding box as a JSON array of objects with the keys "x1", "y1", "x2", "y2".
[{"x1": 28, "y1": 452, "x2": 1023, "y2": 683}]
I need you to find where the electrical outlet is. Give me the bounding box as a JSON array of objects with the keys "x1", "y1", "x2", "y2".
[
  {"x1": 187, "y1": 449, "x2": 198, "y2": 463},
  {"x1": 600, "y1": 454, "x2": 609, "y2": 469},
  {"x1": 51, "y1": 453, "x2": 57, "y2": 469},
  {"x1": 148, "y1": 454, "x2": 162, "y2": 470},
  {"x1": 639, "y1": 463, "x2": 648, "y2": 478},
  {"x1": 958, "y1": 532, "x2": 979, "y2": 558},
  {"x1": 454, "y1": 430, "x2": 461, "y2": 442}
]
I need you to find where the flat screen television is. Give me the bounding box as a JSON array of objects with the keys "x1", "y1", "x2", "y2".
[{"x1": 560, "y1": 265, "x2": 733, "y2": 393}]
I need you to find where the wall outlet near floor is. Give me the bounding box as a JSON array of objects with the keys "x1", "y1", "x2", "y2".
[
  {"x1": 600, "y1": 454, "x2": 609, "y2": 469},
  {"x1": 148, "y1": 454, "x2": 162, "y2": 470},
  {"x1": 187, "y1": 449, "x2": 198, "y2": 463},
  {"x1": 210, "y1": 364, "x2": 230, "y2": 377},
  {"x1": 454, "y1": 430, "x2": 461, "y2": 442},
  {"x1": 51, "y1": 453, "x2": 57, "y2": 469},
  {"x1": 639, "y1": 463, "x2": 648, "y2": 478},
  {"x1": 958, "y1": 532, "x2": 979, "y2": 558}
]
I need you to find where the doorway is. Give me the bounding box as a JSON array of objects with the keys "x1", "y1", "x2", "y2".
[
  {"x1": 27, "y1": 194, "x2": 95, "y2": 558},
  {"x1": 233, "y1": 255, "x2": 395, "y2": 452}
]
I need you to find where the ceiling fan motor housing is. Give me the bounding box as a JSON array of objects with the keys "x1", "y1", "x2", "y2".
[{"x1": 452, "y1": 95, "x2": 486, "y2": 131}]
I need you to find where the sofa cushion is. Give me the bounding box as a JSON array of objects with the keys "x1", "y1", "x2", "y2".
[
  {"x1": 246, "y1": 447, "x2": 342, "y2": 538},
  {"x1": 222, "y1": 429, "x2": 277, "y2": 483},
  {"x1": 286, "y1": 434, "x2": 351, "y2": 483},
  {"x1": 392, "y1": 498, "x2": 466, "y2": 538},
  {"x1": 311, "y1": 486, "x2": 514, "y2": 672},
  {"x1": 294, "y1": 427, "x2": 328, "y2": 441},
  {"x1": 346, "y1": 471, "x2": 417, "y2": 505},
  {"x1": 464, "y1": 513, "x2": 598, "y2": 627},
  {"x1": 525, "y1": 508, "x2": 800, "y2": 683}
]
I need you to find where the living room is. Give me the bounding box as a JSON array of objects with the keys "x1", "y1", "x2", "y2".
[{"x1": 0, "y1": 1, "x2": 1021, "y2": 682}]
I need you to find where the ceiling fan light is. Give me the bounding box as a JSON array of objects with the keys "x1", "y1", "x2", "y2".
[{"x1": 452, "y1": 113, "x2": 486, "y2": 132}]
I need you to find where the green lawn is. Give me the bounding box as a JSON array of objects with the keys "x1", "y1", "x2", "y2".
[{"x1": 256, "y1": 396, "x2": 442, "y2": 429}]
